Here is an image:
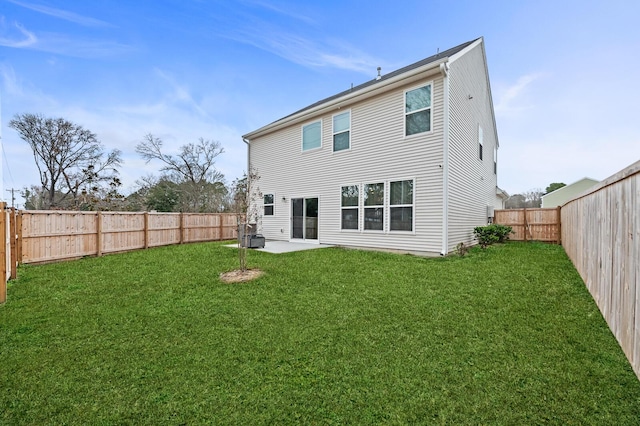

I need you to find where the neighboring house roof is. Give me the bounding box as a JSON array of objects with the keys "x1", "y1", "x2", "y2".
[
  {"x1": 243, "y1": 37, "x2": 481, "y2": 140},
  {"x1": 541, "y1": 177, "x2": 600, "y2": 207}
]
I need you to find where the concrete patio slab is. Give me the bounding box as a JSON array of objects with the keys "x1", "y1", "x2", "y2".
[{"x1": 226, "y1": 240, "x2": 334, "y2": 254}]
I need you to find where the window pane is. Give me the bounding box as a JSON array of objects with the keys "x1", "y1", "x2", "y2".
[
  {"x1": 364, "y1": 207, "x2": 384, "y2": 230},
  {"x1": 406, "y1": 110, "x2": 431, "y2": 135},
  {"x1": 390, "y1": 206, "x2": 413, "y2": 231},
  {"x1": 341, "y1": 185, "x2": 358, "y2": 207},
  {"x1": 264, "y1": 194, "x2": 274, "y2": 204},
  {"x1": 302, "y1": 121, "x2": 321, "y2": 151},
  {"x1": 364, "y1": 183, "x2": 384, "y2": 206},
  {"x1": 341, "y1": 208, "x2": 358, "y2": 230},
  {"x1": 390, "y1": 180, "x2": 413, "y2": 205},
  {"x1": 405, "y1": 85, "x2": 431, "y2": 113},
  {"x1": 333, "y1": 131, "x2": 350, "y2": 151},
  {"x1": 264, "y1": 205, "x2": 274, "y2": 216},
  {"x1": 333, "y1": 111, "x2": 350, "y2": 133}
]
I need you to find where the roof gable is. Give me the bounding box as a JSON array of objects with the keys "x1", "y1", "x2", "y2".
[{"x1": 244, "y1": 38, "x2": 481, "y2": 139}]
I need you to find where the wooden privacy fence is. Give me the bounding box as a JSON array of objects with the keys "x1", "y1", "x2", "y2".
[
  {"x1": 561, "y1": 160, "x2": 640, "y2": 380},
  {"x1": 17, "y1": 211, "x2": 240, "y2": 265},
  {"x1": 494, "y1": 207, "x2": 561, "y2": 243},
  {"x1": 0, "y1": 209, "x2": 241, "y2": 302}
]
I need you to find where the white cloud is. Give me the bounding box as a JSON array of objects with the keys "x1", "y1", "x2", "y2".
[
  {"x1": 153, "y1": 69, "x2": 208, "y2": 117},
  {"x1": 243, "y1": 0, "x2": 316, "y2": 24},
  {"x1": 221, "y1": 23, "x2": 380, "y2": 74},
  {"x1": 495, "y1": 73, "x2": 544, "y2": 116},
  {"x1": 0, "y1": 18, "x2": 37, "y2": 47},
  {"x1": 7, "y1": 0, "x2": 111, "y2": 27}
]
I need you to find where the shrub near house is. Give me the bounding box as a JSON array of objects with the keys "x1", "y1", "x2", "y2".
[{"x1": 473, "y1": 224, "x2": 513, "y2": 248}]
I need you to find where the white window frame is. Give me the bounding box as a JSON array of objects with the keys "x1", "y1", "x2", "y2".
[
  {"x1": 478, "y1": 125, "x2": 484, "y2": 161},
  {"x1": 493, "y1": 145, "x2": 498, "y2": 174},
  {"x1": 332, "y1": 110, "x2": 351, "y2": 152},
  {"x1": 363, "y1": 182, "x2": 385, "y2": 232},
  {"x1": 340, "y1": 184, "x2": 359, "y2": 231},
  {"x1": 302, "y1": 120, "x2": 322, "y2": 152},
  {"x1": 263, "y1": 193, "x2": 275, "y2": 216},
  {"x1": 388, "y1": 179, "x2": 415, "y2": 233},
  {"x1": 404, "y1": 82, "x2": 433, "y2": 137}
]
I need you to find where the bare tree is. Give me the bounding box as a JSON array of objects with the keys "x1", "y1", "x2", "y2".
[
  {"x1": 136, "y1": 134, "x2": 226, "y2": 212},
  {"x1": 523, "y1": 188, "x2": 544, "y2": 208},
  {"x1": 9, "y1": 113, "x2": 122, "y2": 209},
  {"x1": 232, "y1": 166, "x2": 261, "y2": 271}
]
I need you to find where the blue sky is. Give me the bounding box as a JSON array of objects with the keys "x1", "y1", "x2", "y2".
[{"x1": 1, "y1": 0, "x2": 639, "y2": 207}]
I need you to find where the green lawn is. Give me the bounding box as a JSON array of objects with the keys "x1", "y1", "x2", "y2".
[{"x1": 1, "y1": 242, "x2": 639, "y2": 424}]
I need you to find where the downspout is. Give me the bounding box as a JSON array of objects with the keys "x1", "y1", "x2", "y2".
[
  {"x1": 439, "y1": 62, "x2": 450, "y2": 256},
  {"x1": 242, "y1": 137, "x2": 250, "y2": 171}
]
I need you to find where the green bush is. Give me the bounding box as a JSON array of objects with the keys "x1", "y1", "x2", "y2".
[{"x1": 474, "y1": 224, "x2": 513, "y2": 248}]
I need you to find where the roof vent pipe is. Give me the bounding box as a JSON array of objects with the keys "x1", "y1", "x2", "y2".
[{"x1": 376, "y1": 67, "x2": 381, "y2": 80}]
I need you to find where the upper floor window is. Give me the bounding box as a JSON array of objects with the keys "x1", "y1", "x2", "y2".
[
  {"x1": 364, "y1": 183, "x2": 384, "y2": 231},
  {"x1": 264, "y1": 193, "x2": 274, "y2": 216},
  {"x1": 302, "y1": 120, "x2": 321, "y2": 151},
  {"x1": 340, "y1": 185, "x2": 359, "y2": 230},
  {"x1": 389, "y1": 180, "x2": 414, "y2": 231},
  {"x1": 405, "y1": 84, "x2": 432, "y2": 136},
  {"x1": 493, "y1": 146, "x2": 497, "y2": 174},
  {"x1": 478, "y1": 125, "x2": 484, "y2": 160},
  {"x1": 333, "y1": 111, "x2": 351, "y2": 152}
]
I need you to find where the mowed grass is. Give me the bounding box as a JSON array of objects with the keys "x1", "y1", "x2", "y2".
[{"x1": 1, "y1": 242, "x2": 639, "y2": 424}]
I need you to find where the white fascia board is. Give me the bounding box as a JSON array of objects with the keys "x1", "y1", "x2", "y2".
[
  {"x1": 243, "y1": 57, "x2": 449, "y2": 141},
  {"x1": 447, "y1": 37, "x2": 483, "y2": 64}
]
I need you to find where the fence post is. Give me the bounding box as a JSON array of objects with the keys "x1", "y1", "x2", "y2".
[
  {"x1": 16, "y1": 212, "x2": 22, "y2": 266},
  {"x1": 523, "y1": 208, "x2": 528, "y2": 242},
  {"x1": 9, "y1": 209, "x2": 17, "y2": 280},
  {"x1": 218, "y1": 214, "x2": 224, "y2": 241},
  {"x1": 556, "y1": 206, "x2": 562, "y2": 245},
  {"x1": 179, "y1": 212, "x2": 184, "y2": 244},
  {"x1": 144, "y1": 212, "x2": 149, "y2": 249},
  {"x1": 0, "y1": 203, "x2": 7, "y2": 304},
  {"x1": 96, "y1": 212, "x2": 103, "y2": 257}
]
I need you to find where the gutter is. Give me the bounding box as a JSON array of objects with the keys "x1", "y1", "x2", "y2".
[
  {"x1": 243, "y1": 57, "x2": 450, "y2": 140},
  {"x1": 440, "y1": 61, "x2": 450, "y2": 256},
  {"x1": 242, "y1": 137, "x2": 250, "y2": 174}
]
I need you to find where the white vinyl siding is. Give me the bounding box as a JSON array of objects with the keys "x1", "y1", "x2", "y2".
[
  {"x1": 248, "y1": 71, "x2": 446, "y2": 254},
  {"x1": 302, "y1": 120, "x2": 322, "y2": 151},
  {"x1": 446, "y1": 41, "x2": 499, "y2": 251}
]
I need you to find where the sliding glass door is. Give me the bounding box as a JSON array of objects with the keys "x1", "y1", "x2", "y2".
[{"x1": 291, "y1": 197, "x2": 318, "y2": 241}]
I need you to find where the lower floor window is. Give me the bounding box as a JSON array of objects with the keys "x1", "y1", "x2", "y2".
[
  {"x1": 264, "y1": 193, "x2": 274, "y2": 216},
  {"x1": 341, "y1": 208, "x2": 358, "y2": 230},
  {"x1": 340, "y1": 179, "x2": 414, "y2": 232},
  {"x1": 390, "y1": 206, "x2": 413, "y2": 231},
  {"x1": 389, "y1": 180, "x2": 414, "y2": 231},
  {"x1": 341, "y1": 185, "x2": 359, "y2": 230},
  {"x1": 364, "y1": 207, "x2": 384, "y2": 230}
]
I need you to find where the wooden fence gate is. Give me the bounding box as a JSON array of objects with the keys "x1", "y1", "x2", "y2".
[{"x1": 494, "y1": 208, "x2": 561, "y2": 244}]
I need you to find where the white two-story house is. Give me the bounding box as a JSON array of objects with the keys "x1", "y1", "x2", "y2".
[{"x1": 242, "y1": 37, "x2": 505, "y2": 255}]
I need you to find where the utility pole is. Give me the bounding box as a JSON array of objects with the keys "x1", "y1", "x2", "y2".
[{"x1": 6, "y1": 188, "x2": 15, "y2": 209}]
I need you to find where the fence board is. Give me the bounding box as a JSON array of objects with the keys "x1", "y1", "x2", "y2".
[
  {"x1": 19, "y1": 211, "x2": 240, "y2": 264},
  {"x1": 494, "y1": 208, "x2": 560, "y2": 243},
  {"x1": 0, "y1": 204, "x2": 6, "y2": 303},
  {"x1": 562, "y1": 160, "x2": 640, "y2": 380}
]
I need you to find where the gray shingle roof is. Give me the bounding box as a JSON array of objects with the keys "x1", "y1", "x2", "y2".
[{"x1": 271, "y1": 38, "x2": 480, "y2": 125}]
